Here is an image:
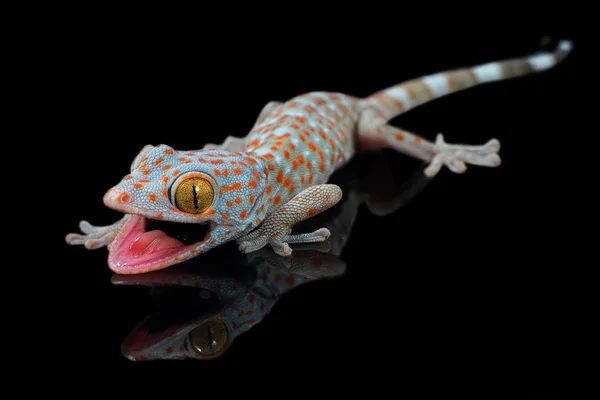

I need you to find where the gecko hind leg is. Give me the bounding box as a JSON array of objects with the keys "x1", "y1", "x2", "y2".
[
  {"x1": 357, "y1": 110, "x2": 501, "y2": 177},
  {"x1": 237, "y1": 184, "x2": 342, "y2": 256}
]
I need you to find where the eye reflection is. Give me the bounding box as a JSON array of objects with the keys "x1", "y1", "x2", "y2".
[{"x1": 188, "y1": 319, "x2": 229, "y2": 358}]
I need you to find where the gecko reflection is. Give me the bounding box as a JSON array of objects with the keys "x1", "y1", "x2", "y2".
[{"x1": 113, "y1": 153, "x2": 433, "y2": 361}]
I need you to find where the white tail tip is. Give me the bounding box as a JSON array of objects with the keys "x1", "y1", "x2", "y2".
[{"x1": 558, "y1": 39, "x2": 574, "y2": 53}]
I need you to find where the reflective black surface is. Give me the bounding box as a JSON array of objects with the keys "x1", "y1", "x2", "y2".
[{"x1": 52, "y1": 27, "x2": 577, "y2": 395}]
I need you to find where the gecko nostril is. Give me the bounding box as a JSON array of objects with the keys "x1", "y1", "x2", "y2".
[
  {"x1": 118, "y1": 192, "x2": 131, "y2": 204},
  {"x1": 103, "y1": 187, "x2": 130, "y2": 208}
]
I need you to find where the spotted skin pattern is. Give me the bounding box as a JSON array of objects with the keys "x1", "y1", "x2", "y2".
[{"x1": 66, "y1": 39, "x2": 573, "y2": 274}]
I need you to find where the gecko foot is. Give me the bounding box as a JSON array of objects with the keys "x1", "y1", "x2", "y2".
[
  {"x1": 237, "y1": 184, "x2": 341, "y2": 256},
  {"x1": 424, "y1": 134, "x2": 501, "y2": 177},
  {"x1": 237, "y1": 227, "x2": 331, "y2": 256},
  {"x1": 65, "y1": 215, "x2": 128, "y2": 250}
]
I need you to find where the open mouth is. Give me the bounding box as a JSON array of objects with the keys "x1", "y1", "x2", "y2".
[{"x1": 108, "y1": 215, "x2": 211, "y2": 274}]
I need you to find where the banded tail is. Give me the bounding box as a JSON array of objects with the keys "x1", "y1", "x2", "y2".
[{"x1": 362, "y1": 38, "x2": 573, "y2": 122}]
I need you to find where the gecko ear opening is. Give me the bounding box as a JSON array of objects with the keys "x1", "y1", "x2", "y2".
[{"x1": 130, "y1": 144, "x2": 155, "y2": 173}]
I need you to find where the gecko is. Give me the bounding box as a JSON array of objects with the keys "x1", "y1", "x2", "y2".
[{"x1": 65, "y1": 38, "x2": 573, "y2": 275}]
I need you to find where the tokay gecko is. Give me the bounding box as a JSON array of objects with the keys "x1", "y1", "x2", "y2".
[{"x1": 65, "y1": 38, "x2": 573, "y2": 274}]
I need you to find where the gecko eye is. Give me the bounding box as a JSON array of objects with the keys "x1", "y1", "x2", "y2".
[{"x1": 171, "y1": 172, "x2": 215, "y2": 215}]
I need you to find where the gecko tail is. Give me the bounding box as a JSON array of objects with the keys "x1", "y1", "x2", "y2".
[{"x1": 362, "y1": 37, "x2": 574, "y2": 123}]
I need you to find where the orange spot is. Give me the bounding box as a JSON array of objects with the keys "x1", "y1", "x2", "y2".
[
  {"x1": 283, "y1": 150, "x2": 290, "y2": 159},
  {"x1": 292, "y1": 160, "x2": 298, "y2": 170},
  {"x1": 319, "y1": 129, "x2": 327, "y2": 140},
  {"x1": 277, "y1": 170, "x2": 283, "y2": 183},
  {"x1": 206, "y1": 208, "x2": 216, "y2": 216},
  {"x1": 295, "y1": 116, "x2": 305, "y2": 123},
  {"x1": 233, "y1": 168, "x2": 243, "y2": 175},
  {"x1": 308, "y1": 142, "x2": 317, "y2": 151},
  {"x1": 155, "y1": 212, "x2": 164, "y2": 220},
  {"x1": 249, "y1": 195, "x2": 255, "y2": 204},
  {"x1": 148, "y1": 193, "x2": 157, "y2": 202},
  {"x1": 248, "y1": 179, "x2": 257, "y2": 188},
  {"x1": 222, "y1": 212, "x2": 230, "y2": 219},
  {"x1": 198, "y1": 158, "x2": 208, "y2": 163},
  {"x1": 133, "y1": 183, "x2": 143, "y2": 189},
  {"x1": 307, "y1": 208, "x2": 317, "y2": 217},
  {"x1": 139, "y1": 179, "x2": 150, "y2": 183},
  {"x1": 213, "y1": 169, "x2": 221, "y2": 176},
  {"x1": 240, "y1": 210, "x2": 247, "y2": 220},
  {"x1": 287, "y1": 142, "x2": 295, "y2": 149},
  {"x1": 143, "y1": 170, "x2": 151, "y2": 176},
  {"x1": 283, "y1": 177, "x2": 292, "y2": 188},
  {"x1": 223, "y1": 168, "x2": 229, "y2": 177},
  {"x1": 210, "y1": 159, "x2": 224, "y2": 165},
  {"x1": 164, "y1": 149, "x2": 174, "y2": 155},
  {"x1": 219, "y1": 182, "x2": 242, "y2": 195},
  {"x1": 252, "y1": 170, "x2": 260, "y2": 180},
  {"x1": 162, "y1": 189, "x2": 168, "y2": 198},
  {"x1": 308, "y1": 175, "x2": 314, "y2": 184},
  {"x1": 300, "y1": 176, "x2": 305, "y2": 184},
  {"x1": 161, "y1": 164, "x2": 172, "y2": 171},
  {"x1": 226, "y1": 201, "x2": 233, "y2": 207},
  {"x1": 396, "y1": 133, "x2": 404, "y2": 141},
  {"x1": 307, "y1": 161, "x2": 313, "y2": 171},
  {"x1": 161, "y1": 176, "x2": 169, "y2": 184},
  {"x1": 239, "y1": 162, "x2": 247, "y2": 167},
  {"x1": 268, "y1": 164, "x2": 275, "y2": 171},
  {"x1": 266, "y1": 185, "x2": 272, "y2": 194},
  {"x1": 298, "y1": 155, "x2": 304, "y2": 163},
  {"x1": 319, "y1": 162, "x2": 325, "y2": 173},
  {"x1": 290, "y1": 123, "x2": 299, "y2": 130},
  {"x1": 118, "y1": 192, "x2": 130, "y2": 204},
  {"x1": 273, "y1": 194, "x2": 281, "y2": 205},
  {"x1": 415, "y1": 136, "x2": 422, "y2": 143},
  {"x1": 153, "y1": 157, "x2": 164, "y2": 166},
  {"x1": 235, "y1": 197, "x2": 242, "y2": 204},
  {"x1": 125, "y1": 175, "x2": 133, "y2": 181},
  {"x1": 172, "y1": 169, "x2": 180, "y2": 177}
]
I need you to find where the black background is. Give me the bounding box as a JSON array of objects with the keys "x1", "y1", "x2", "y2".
[{"x1": 49, "y1": 4, "x2": 580, "y2": 397}]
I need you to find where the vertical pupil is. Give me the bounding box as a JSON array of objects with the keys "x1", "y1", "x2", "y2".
[{"x1": 192, "y1": 184, "x2": 199, "y2": 209}]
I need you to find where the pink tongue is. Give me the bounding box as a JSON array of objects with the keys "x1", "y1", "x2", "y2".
[{"x1": 129, "y1": 230, "x2": 184, "y2": 257}]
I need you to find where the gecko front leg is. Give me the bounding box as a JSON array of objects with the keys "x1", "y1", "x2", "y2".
[
  {"x1": 237, "y1": 184, "x2": 342, "y2": 256},
  {"x1": 65, "y1": 215, "x2": 129, "y2": 250},
  {"x1": 203, "y1": 101, "x2": 282, "y2": 151}
]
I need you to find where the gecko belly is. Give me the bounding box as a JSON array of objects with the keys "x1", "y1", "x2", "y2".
[{"x1": 108, "y1": 215, "x2": 210, "y2": 274}]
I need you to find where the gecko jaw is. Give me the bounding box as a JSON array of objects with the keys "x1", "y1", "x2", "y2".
[{"x1": 108, "y1": 215, "x2": 211, "y2": 274}]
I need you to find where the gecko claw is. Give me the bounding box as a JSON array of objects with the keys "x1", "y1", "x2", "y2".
[
  {"x1": 65, "y1": 216, "x2": 128, "y2": 250},
  {"x1": 424, "y1": 134, "x2": 501, "y2": 177}
]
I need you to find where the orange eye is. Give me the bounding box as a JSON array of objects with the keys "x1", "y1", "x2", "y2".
[{"x1": 172, "y1": 173, "x2": 215, "y2": 214}]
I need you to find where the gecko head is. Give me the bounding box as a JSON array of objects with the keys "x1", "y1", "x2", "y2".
[{"x1": 102, "y1": 144, "x2": 268, "y2": 274}]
